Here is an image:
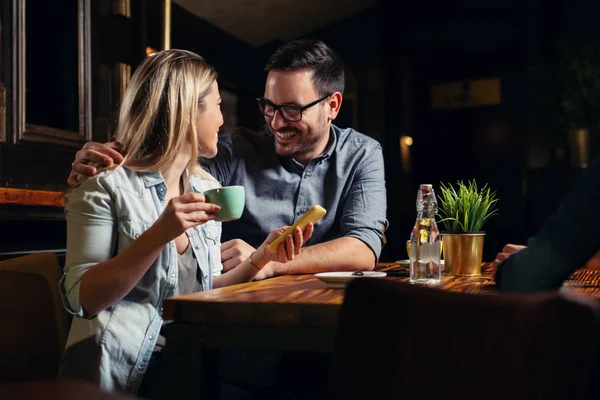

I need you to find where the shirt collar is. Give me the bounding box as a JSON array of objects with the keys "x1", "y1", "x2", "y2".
[
  {"x1": 140, "y1": 167, "x2": 197, "y2": 188},
  {"x1": 188, "y1": 173, "x2": 204, "y2": 193},
  {"x1": 318, "y1": 125, "x2": 338, "y2": 161},
  {"x1": 141, "y1": 171, "x2": 165, "y2": 188}
]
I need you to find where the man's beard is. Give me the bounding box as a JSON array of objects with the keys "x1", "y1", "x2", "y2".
[{"x1": 272, "y1": 127, "x2": 321, "y2": 159}]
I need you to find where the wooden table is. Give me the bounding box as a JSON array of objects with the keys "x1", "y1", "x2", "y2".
[
  {"x1": 162, "y1": 264, "x2": 499, "y2": 351},
  {"x1": 161, "y1": 263, "x2": 600, "y2": 399}
]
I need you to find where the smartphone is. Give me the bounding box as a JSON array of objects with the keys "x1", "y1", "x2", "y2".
[{"x1": 268, "y1": 205, "x2": 327, "y2": 252}]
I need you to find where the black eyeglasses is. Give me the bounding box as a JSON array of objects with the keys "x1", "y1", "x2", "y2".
[{"x1": 256, "y1": 93, "x2": 332, "y2": 122}]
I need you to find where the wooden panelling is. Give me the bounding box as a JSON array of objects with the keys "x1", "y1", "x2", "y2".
[
  {"x1": 11, "y1": 0, "x2": 92, "y2": 148},
  {"x1": 0, "y1": 188, "x2": 64, "y2": 207}
]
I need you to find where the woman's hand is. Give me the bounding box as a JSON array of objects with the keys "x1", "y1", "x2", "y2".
[
  {"x1": 252, "y1": 223, "x2": 314, "y2": 267},
  {"x1": 154, "y1": 193, "x2": 221, "y2": 242},
  {"x1": 212, "y1": 223, "x2": 314, "y2": 288}
]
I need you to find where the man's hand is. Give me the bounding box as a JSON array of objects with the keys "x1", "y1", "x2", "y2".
[
  {"x1": 67, "y1": 142, "x2": 124, "y2": 188},
  {"x1": 495, "y1": 244, "x2": 526, "y2": 264},
  {"x1": 220, "y1": 239, "x2": 256, "y2": 272},
  {"x1": 253, "y1": 263, "x2": 275, "y2": 281},
  {"x1": 490, "y1": 243, "x2": 526, "y2": 280},
  {"x1": 584, "y1": 250, "x2": 600, "y2": 270}
]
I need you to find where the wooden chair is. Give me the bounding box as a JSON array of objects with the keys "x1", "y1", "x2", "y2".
[
  {"x1": 0, "y1": 252, "x2": 70, "y2": 383},
  {"x1": 330, "y1": 279, "x2": 600, "y2": 400}
]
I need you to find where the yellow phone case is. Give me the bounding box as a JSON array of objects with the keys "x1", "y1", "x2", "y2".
[{"x1": 268, "y1": 205, "x2": 327, "y2": 252}]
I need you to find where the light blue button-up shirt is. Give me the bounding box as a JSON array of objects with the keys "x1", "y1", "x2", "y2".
[
  {"x1": 58, "y1": 167, "x2": 222, "y2": 394},
  {"x1": 201, "y1": 124, "x2": 388, "y2": 259}
]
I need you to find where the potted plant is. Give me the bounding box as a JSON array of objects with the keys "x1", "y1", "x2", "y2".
[
  {"x1": 437, "y1": 180, "x2": 499, "y2": 276},
  {"x1": 529, "y1": 38, "x2": 600, "y2": 167}
]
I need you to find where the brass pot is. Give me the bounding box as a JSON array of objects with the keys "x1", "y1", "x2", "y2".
[{"x1": 442, "y1": 233, "x2": 485, "y2": 276}]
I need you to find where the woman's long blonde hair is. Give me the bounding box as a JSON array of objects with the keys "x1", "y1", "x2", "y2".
[{"x1": 114, "y1": 49, "x2": 218, "y2": 187}]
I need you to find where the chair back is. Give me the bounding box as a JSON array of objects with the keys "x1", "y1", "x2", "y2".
[
  {"x1": 0, "y1": 253, "x2": 69, "y2": 382},
  {"x1": 0, "y1": 379, "x2": 135, "y2": 399},
  {"x1": 330, "y1": 279, "x2": 600, "y2": 400}
]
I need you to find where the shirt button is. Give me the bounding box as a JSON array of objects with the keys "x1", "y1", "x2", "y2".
[
  {"x1": 135, "y1": 233, "x2": 140, "y2": 238},
  {"x1": 204, "y1": 275, "x2": 208, "y2": 280},
  {"x1": 159, "y1": 187, "x2": 164, "y2": 192},
  {"x1": 171, "y1": 273, "x2": 176, "y2": 278},
  {"x1": 297, "y1": 211, "x2": 302, "y2": 216},
  {"x1": 195, "y1": 245, "x2": 200, "y2": 250},
  {"x1": 138, "y1": 365, "x2": 144, "y2": 370},
  {"x1": 149, "y1": 335, "x2": 153, "y2": 340}
]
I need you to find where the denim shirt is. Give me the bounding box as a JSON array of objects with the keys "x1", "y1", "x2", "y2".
[
  {"x1": 58, "y1": 167, "x2": 222, "y2": 394},
  {"x1": 201, "y1": 124, "x2": 388, "y2": 259}
]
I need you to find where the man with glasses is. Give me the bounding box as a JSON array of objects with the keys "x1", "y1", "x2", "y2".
[{"x1": 67, "y1": 39, "x2": 388, "y2": 279}]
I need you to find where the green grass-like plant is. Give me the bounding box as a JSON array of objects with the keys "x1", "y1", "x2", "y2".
[{"x1": 437, "y1": 180, "x2": 499, "y2": 233}]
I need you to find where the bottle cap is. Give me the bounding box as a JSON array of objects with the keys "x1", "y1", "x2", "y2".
[{"x1": 420, "y1": 184, "x2": 433, "y2": 189}]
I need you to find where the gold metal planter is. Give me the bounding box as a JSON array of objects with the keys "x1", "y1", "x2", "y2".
[{"x1": 442, "y1": 233, "x2": 485, "y2": 276}]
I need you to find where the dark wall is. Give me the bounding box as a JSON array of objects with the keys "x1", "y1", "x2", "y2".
[
  {"x1": 146, "y1": 0, "x2": 265, "y2": 130},
  {"x1": 0, "y1": 207, "x2": 66, "y2": 263},
  {"x1": 376, "y1": 0, "x2": 563, "y2": 261},
  {"x1": 299, "y1": 6, "x2": 386, "y2": 143}
]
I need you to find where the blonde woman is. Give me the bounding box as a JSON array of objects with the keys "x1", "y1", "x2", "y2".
[{"x1": 58, "y1": 50, "x2": 312, "y2": 396}]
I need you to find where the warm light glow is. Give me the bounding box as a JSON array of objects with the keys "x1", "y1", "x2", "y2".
[
  {"x1": 399, "y1": 135, "x2": 412, "y2": 174},
  {"x1": 146, "y1": 46, "x2": 158, "y2": 57}
]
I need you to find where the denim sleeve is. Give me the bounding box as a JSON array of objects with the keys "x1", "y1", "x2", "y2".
[
  {"x1": 199, "y1": 132, "x2": 233, "y2": 185},
  {"x1": 60, "y1": 177, "x2": 117, "y2": 317},
  {"x1": 340, "y1": 143, "x2": 389, "y2": 261},
  {"x1": 496, "y1": 155, "x2": 600, "y2": 292}
]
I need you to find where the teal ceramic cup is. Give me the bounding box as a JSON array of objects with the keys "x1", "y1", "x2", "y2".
[{"x1": 203, "y1": 186, "x2": 245, "y2": 222}]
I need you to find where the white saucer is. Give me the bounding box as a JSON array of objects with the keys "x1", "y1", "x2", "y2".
[
  {"x1": 395, "y1": 259, "x2": 444, "y2": 268},
  {"x1": 314, "y1": 271, "x2": 387, "y2": 289}
]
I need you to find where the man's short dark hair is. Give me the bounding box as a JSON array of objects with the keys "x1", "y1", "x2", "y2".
[{"x1": 265, "y1": 39, "x2": 345, "y2": 96}]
